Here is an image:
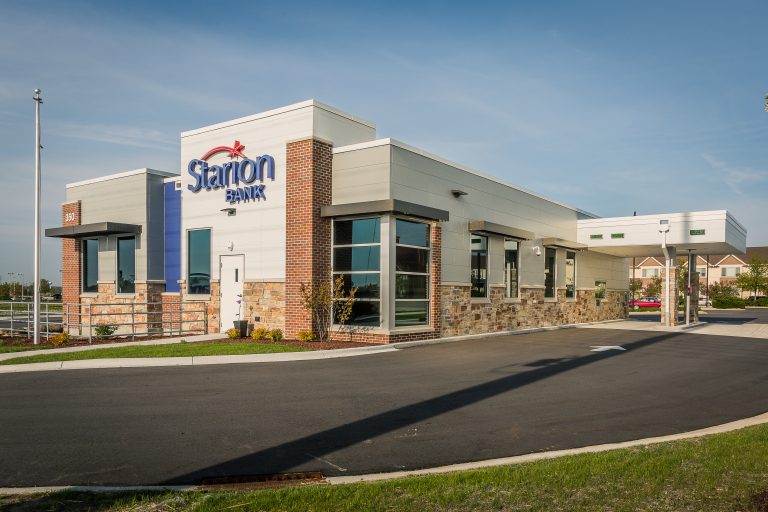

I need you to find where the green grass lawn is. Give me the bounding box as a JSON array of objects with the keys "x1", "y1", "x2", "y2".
[
  {"x1": 0, "y1": 342, "x2": 309, "y2": 365},
  {"x1": 0, "y1": 345, "x2": 46, "y2": 354},
  {"x1": 2, "y1": 423, "x2": 767, "y2": 511}
]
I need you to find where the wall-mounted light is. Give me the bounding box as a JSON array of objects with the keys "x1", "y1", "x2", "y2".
[
  {"x1": 451, "y1": 189, "x2": 468, "y2": 198},
  {"x1": 225, "y1": 241, "x2": 234, "y2": 252},
  {"x1": 220, "y1": 207, "x2": 236, "y2": 216},
  {"x1": 532, "y1": 246, "x2": 541, "y2": 256}
]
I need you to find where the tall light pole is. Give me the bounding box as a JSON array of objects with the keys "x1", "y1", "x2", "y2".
[
  {"x1": 7, "y1": 273, "x2": 16, "y2": 299},
  {"x1": 33, "y1": 89, "x2": 42, "y2": 345}
]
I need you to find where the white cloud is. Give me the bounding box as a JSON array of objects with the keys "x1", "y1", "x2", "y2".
[
  {"x1": 702, "y1": 154, "x2": 768, "y2": 195},
  {"x1": 49, "y1": 121, "x2": 173, "y2": 151}
]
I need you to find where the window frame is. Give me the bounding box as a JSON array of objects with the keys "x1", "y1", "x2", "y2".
[
  {"x1": 332, "y1": 216, "x2": 382, "y2": 328},
  {"x1": 565, "y1": 250, "x2": 576, "y2": 300},
  {"x1": 116, "y1": 235, "x2": 136, "y2": 295},
  {"x1": 394, "y1": 217, "x2": 431, "y2": 327},
  {"x1": 81, "y1": 237, "x2": 99, "y2": 294},
  {"x1": 470, "y1": 234, "x2": 489, "y2": 299},
  {"x1": 187, "y1": 227, "x2": 212, "y2": 296},
  {"x1": 544, "y1": 247, "x2": 557, "y2": 299},
  {"x1": 503, "y1": 239, "x2": 520, "y2": 300}
]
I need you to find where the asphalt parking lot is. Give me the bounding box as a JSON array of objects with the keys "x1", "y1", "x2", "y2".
[{"x1": 1, "y1": 326, "x2": 767, "y2": 486}]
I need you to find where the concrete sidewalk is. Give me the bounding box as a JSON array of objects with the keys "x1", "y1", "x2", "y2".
[
  {"x1": 0, "y1": 320, "x2": 627, "y2": 374},
  {"x1": 578, "y1": 320, "x2": 706, "y2": 333}
]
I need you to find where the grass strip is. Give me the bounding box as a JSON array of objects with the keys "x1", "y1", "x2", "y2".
[
  {"x1": 0, "y1": 342, "x2": 309, "y2": 365},
  {"x1": 2, "y1": 422, "x2": 768, "y2": 511},
  {"x1": 0, "y1": 345, "x2": 47, "y2": 354}
]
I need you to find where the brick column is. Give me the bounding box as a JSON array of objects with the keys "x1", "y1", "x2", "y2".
[
  {"x1": 284, "y1": 138, "x2": 333, "y2": 339},
  {"x1": 61, "y1": 201, "x2": 81, "y2": 332},
  {"x1": 430, "y1": 222, "x2": 442, "y2": 335}
]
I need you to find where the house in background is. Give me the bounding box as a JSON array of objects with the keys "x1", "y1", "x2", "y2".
[{"x1": 629, "y1": 246, "x2": 768, "y2": 298}]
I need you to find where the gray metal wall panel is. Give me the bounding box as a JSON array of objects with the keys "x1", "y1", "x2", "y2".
[{"x1": 66, "y1": 173, "x2": 148, "y2": 284}]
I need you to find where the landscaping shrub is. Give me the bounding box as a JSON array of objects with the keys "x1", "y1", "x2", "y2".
[
  {"x1": 94, "y1": 324, "x2": 117, "y2": 338},
  {"x1": 50, "y1": 332, "x2": 70, "y2": 347},
  {"x1": 251, "y1": 326, "x2": 269, "y2": 341},
  {"x1": 297, "y1": 330, "x2": 316, "y2": 342},
  {"x1": 712, "y1": 297, "x2": 746, "y2": 309},
  {"x1": 755, "y1": 298, "x2": 768, "y2": 307},
  {"x1": 707, "y1": 281, "x2": 739, "y2": 301},
  {"x1": 225, "y1": 328, "x2": 239, "y2": 339},
  {"x1": 268, "y1": 328, "x2": 283, "y2": 342}
]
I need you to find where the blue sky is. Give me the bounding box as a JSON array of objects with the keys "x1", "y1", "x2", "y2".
[{"x1": 1, "y1": 0, "x2": 766, "y2": 284}]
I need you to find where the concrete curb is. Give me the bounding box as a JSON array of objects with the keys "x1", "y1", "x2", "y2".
[
  {"x1": 0, "y1": 319, "x2": 628, "y2": 374},
  {"x1": 328, "y1": 410, "x2": 768, "y2": 485},
  {"x1": 1, "y1": 411, "x2": 766, "y2": 495},
  {"x1": 0, "y1": 346, "x2": 400, "y2": 374}
]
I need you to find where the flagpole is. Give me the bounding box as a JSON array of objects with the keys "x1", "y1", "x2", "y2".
[{"x1": 33, "y1": 89, "x2": 42, "y2": 345}]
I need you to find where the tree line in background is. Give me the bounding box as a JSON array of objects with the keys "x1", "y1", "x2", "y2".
[
  {"x1": 0, "y1": 279, "x2": 61, "y2": 301},
  {"x1": 629, "y1": 256, "x2": 768, "y2": 308}
]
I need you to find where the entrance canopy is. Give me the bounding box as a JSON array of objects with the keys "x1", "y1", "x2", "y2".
[
  {"x1": 45, "y1": 222, "x2": 141, "y2": 239},
  {"x1": 577, "y1": 210, "x2": 746, "y2": 258}
]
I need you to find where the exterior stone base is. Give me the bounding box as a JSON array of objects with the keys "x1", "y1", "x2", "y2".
[
  {"x1": 243, "y1": 281, "x2": 285, "y2": 331},
  {"x1": 441, "y1": 285, "x2": 628, "y2": 337},
  {"x1": 77, "y1": 281, "x2": 167, "y2": 336}
]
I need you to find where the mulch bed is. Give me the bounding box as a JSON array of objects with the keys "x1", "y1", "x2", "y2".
[
  {"x1": 209, "y1": 338, "x2": 380, "y2": 350},
  {"x1": 0, "y1": 335, "x2": 379, "y2": 351}
]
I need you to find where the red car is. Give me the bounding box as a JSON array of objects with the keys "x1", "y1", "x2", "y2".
[{"x1": 629, "y1": 296, "x2": 661, "y2": 309}]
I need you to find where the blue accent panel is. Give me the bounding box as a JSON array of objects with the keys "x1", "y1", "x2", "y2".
[{"x1": 163, "y1": 182, "x2": 181, "y2": 293}]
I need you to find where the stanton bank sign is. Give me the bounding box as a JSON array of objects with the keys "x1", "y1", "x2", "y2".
[{"x1": 187, "y1": 140, "x2": 275, "y2": 204}]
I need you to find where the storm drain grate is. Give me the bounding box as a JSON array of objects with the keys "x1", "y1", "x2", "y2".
[{"x1": 200, "y1": 471, "x2": 327, "y2": 490}]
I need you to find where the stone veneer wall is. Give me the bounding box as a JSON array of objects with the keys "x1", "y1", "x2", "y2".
[
  {"x1": 442, "y1": 286, "x2": 628, "y2": 337},
  {"x1": 242, "y1": 281, "x2": 285, "y2": 331},
  {"x1": 79, "y1": 281, "x2": 166, "y2": 336},
  {"x1": 660, "y1": 266, "x2": 680, "y2": 326}
]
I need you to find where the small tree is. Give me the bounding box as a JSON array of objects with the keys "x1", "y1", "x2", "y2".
[
  {"x1": 332, "y1": 275, "x2": 356, "y2": 339},
  {"x1": 299, "y1": 275, "x2": 357, "y2": 342},
  {"x1": 645, "y1": 276, "x2": 662, "y2": 297},
  {"x1": 736, "y1": 256, "x2": 768, "y2": 298},
  {"x1": 676, "y1": 261, "x2": 689, "y2": 298},
  {"x1": 629, "y1": 279, "x2": 643, "y2": 299}
]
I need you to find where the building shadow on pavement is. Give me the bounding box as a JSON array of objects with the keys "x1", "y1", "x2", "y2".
[{"x1": 161, "y1": 331, "x2": 680, "y2": 485}]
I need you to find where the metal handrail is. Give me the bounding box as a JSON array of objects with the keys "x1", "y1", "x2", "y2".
[{"x1": 0, "y1": 301, "x2": 208, "y2": 341}]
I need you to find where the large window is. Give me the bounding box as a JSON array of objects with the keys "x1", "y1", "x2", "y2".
[
  {"x1": 595, "y1": 280, "x2": 607, "y2": 300},
  {"x1": 117, "y1": 237, "x2": 136, "y2": 294},
  {"x1": 82, "y1": 239, "x2": 99, "y2": 293},
  {"x1": 504, "y1": 240, "x2": 519, "y2": 299},
  {"x1": 721, "y1": 267, "x2": 740, "y2": 277},
  {"x1": 565, "y1": 251, "x2": 576, "y2": 299},
  {"x1": 333, "y1": 218, "x2": 381, "y2": 326},
  {"x1": 544, "y1": 247, "x2": 556, "y2": 298},
  {"x1": 471, "y1": 235, "x2": 488, "y2": 298},
  {"x1": 395, "y1": 219, "x2": 430, "y2": 326},
  {"x1": 188, "y1": 229, "x2": 211, "y2": 295},
  {"x1": 641, "y1": 268, "x2": 660, "y2": 278}
]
